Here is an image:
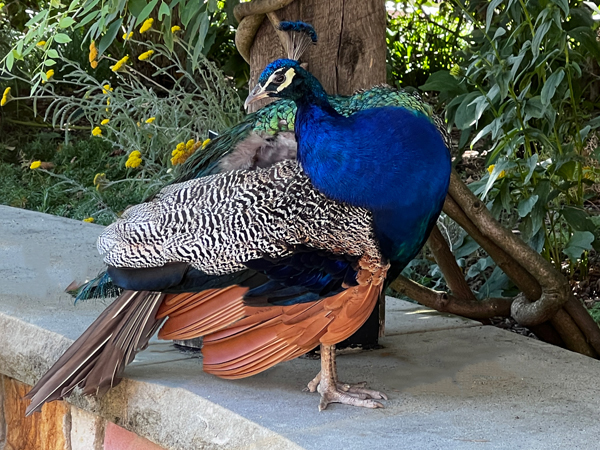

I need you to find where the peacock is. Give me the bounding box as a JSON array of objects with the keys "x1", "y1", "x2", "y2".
[{"x1": 25, "y1": 21, "x2": 451, "y2": 414}]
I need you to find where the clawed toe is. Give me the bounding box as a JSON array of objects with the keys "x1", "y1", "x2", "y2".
[
  {"x1": 306, "y1": 345, "x2": 387, "y2": 410},
  {"x1": 318, "y1": 388, "x2": 384, "y2": 411},
  {"x1": 338, "y1": 382, "x2": 388, "y2": 400}
]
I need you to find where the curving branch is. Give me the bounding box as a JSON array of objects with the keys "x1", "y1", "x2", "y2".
[
  {"x1": 390, "y1": 275, "x2": 512, "y2": 319},
  {"x1": 427, "y1": 225, "x2": 478, "y2": 302},
  {"x1": 233, "y1": 0, "x2": 297, "y2": 62},
  {"x1": 446, "y1": 170, "x2": 569, "y2": 326}
]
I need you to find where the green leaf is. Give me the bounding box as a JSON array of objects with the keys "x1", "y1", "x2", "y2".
[
  {"x1": 471, "y1": 122, "x2": 495, "y2": 147},
  {"x1": 419, "y1": 70, "x2": 463, "y2": 94},
  {"x1": 541, "y1": 69, "x2": 565, "y2": 106},
  {"x1": 563, "y1": 231, "x2": 594, "y2": 262},
  {"x1": 25, "y1": 10, "x2": 48, "y2": 27},
  {"x1": 54, "y1": 33, "x2": 72, "y2": 44},
  {"x1": 551, "y1": 0, "x2": 569, "y2": 16},
  {"x1": 455, "y1": 92, "x2": 481, "y2": 130},
  {"x1": 493, "y1": 27, "x2": 506, "y2": 39},
  {"x1": 562, "y1": 206, "x2": 596, "y2": 233},
  {"x1": 453, "y1": 235, "x2": 481, "y2": 259},
  {"x1": 44, "y1": 59, "x2": 56, "y2": 66},
  {"x1": 208, "y1": 0, "x2": 217, "y2": 12},
  {"x1": 163, "y1": 14, "x2": 173, "y2": 52},
  {"x1": 181, "y1": 0, "x2": 201, "y2": 27},
  {"x1": 524, "y1": 96, "x2": 545, "y2": 120},
  {"x1": 59, "y1": 17, "x2": 76, "y2": 28},
  {"x1": 6, "y1": 51, "x2": 14, "y2": 71},
  {"x1": 77, "y1": 10, "x2": 100, "y2": 29},
  {"x1": 556, "y1": 160, "x2": 576, "y2": 179},
  {"x1": 158, "y1": 1, "x2": 170, "y2": 20},
  {"x1": 486, "y1": 0, "x2": 503, "y2": 32},
  {"x1": 135, "y1": 0, "x2": 159, "y2": 26},
  {"x1": 128, "y1": 0, "x2": 146, "y2": 17},
  {"x1": 524, "y1": 154, "x2": 539, "y2": 184},
  {"x1": 532, "y1": 20, "x2": 551, "y2": 58},
  {"x1": 47, "y1": 49, "x2": 59, "y2": 59},
  {"x1": 98, "y1": 18, "x2": 122, "y2": 56},
  {"x1": 192, "y1": 13, "x2": 210, "y2": 59},
  {"x1": 517, "y1": 195, "x2": 539, "y2": 218}
]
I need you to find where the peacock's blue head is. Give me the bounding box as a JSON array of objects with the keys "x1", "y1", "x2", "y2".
[{"x1": 244, "y1": 59, "x2": 321, "y2": 109}]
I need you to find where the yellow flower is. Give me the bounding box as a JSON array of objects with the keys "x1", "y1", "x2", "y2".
[
  {"x1": 30, "y1": 160, "x2": 42, "y2": 169},
  {"x1": 44, "y1": 69, "x2": 54, "y2": 81},
  {"x1": 139, "y1": 18, "x2": 153, "y2": 34},
  {"x1": 1, "y1": 86, "x2": 10, "y2": 106},
  {"x1": 110, "y1": 55, "x2": 129, "y2": 72},
  {"x1": 101, "y1": 119, "x2": 110, "y2": 125},
  {"x1": 145, "y1": 117, "x2": 156, "y2": 124},
  {"x1": 125, "y1": 150, "x2": 142, "y2": 168},
  {"x1": 92, "y1": 127, "x2": 102, "y2": 136},
  {"x1": 89, "y1": 41, "x2": 98, "y2": 64},
  {"x1": 201, "y1": 138, "x2": 211, "y2": 148},
  {"x1": 102, "y1": 84, "x2": 113, "y2": 94},
  {"x1": 83, "y1": 217, "x2": 95, "y2": 223},
  {"x1": 90, "y1": 60, "x2": 98, "y2": 69},
  {"x1": 37, "y1": 40, "x2": 46, "y2": 46},
  {"x1": 93, "y1": 172, "x2": 105, "y2": 186},
  {"x1": 171, "y1": 25, "x2": 181, "y2": 33},
  {"x1": 171, "y1": 140, "x2": 202, "y2": 166},
  {"x1": 122, "y1": 31, "x2": 133, "y2": 40},
  {"x1": 138, "y1": 50, "x2": 154, "y2": 61},
  {"x1": 487, "y1": 164, "x2": 506, "y2": 179}
]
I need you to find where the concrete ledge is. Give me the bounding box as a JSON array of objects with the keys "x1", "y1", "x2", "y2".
[{"x1": 2, "y1": 205, "x2": 600, "y2": 449}]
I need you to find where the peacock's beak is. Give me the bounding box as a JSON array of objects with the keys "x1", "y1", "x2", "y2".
[{"x1": 244, "y1": 84, "x2": 270, "y2": 110}]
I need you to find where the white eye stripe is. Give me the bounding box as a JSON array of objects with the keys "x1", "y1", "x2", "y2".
[
  {"x1": 263, "y1": 68, "x2": 296, "y2": 92},
  {"x1": 276, "y1": 68, "x2": 296, "y2": 92}
]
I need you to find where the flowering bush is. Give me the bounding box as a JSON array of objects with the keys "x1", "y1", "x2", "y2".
[{"x1": 0, "y1": 10, "x2": 243, "y2": 222}]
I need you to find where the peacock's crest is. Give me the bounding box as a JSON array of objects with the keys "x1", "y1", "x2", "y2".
[{"x1": 278, "y1": 21, "x2": 317, "y2": 61}]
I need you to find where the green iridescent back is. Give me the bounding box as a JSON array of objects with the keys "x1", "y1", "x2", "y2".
[{"x1": 252, "y1": 85, "x2": 434, "y2": 134}]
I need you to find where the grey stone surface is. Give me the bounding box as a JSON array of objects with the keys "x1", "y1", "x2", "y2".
[{"x1": 1, "y1": 205, "x2": 600, "y2": 450}]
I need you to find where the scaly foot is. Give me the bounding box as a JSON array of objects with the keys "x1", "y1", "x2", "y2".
[
  {"x1": 305, "y1": 344, "x2": 388, "y2": 411},
  {"x1": 305, "y1": 371, "x2": 387, "y2": 402},
  {"x1": 316, "y1": 375, "x2": 385, "y2": 411}
]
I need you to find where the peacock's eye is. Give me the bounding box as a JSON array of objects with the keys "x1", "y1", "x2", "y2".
[{"x1": 274, "y1": 74, "x2": 286, "y2": 83}]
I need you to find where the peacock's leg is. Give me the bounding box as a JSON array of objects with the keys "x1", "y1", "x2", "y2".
[{"x1": 309, "y1": 344, "x2": 386, "y2": 411}]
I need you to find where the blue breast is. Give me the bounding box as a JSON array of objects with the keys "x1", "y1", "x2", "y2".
[{"x1": 295, "y1": 104, "x2": 451, "y2": 265}]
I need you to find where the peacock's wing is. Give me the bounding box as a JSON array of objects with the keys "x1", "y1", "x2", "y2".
[{"x1": 26, "y1": 159, "x2": 387, "y2": 414}]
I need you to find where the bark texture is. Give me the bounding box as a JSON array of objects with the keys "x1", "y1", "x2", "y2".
[{"x1": 238, "y1": 0, "x2": 386, "y2": 111}]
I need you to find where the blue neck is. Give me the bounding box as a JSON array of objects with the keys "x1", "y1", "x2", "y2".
[{"x1": 294, "y1": 92, "x2": 450, "y2": 265}]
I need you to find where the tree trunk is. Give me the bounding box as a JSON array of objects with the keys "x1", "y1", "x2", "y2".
[{"x1": 248, "y1": 0, "x2": 386, "y2": 107}]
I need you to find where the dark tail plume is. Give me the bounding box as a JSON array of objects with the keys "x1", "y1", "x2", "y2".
[{"x1": 25, "y1": 290, "x2": 165, "y2": 415}]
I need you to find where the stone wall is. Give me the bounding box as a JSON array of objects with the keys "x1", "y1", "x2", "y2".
[{"x1": 0, "y1": 375, "x2": 165, "y2": 450}]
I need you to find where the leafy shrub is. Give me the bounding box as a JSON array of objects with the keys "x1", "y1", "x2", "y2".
[{"x1": 421, "y1": 0, "x2": 600, "y2": 272}]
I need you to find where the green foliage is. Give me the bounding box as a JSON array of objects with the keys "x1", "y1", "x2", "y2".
[
  {"x1": 0, "y1": 136, "x2": 148, "y2": 224},
  {"x1": 421, "y1": 0, "x2": 600, "y2": 271},
  {"x1": 387, "y1": 1, "x2": 470, "y2": 87},
  {"x1": 0, "y1": 0, "x2": 246, "y2": 92},
  {"x1": 590, "y1": 302, "x2": 600, "y2": 325},
  {"x1": 0, "y1": 12, "x2": 243, "y2": 222}
]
